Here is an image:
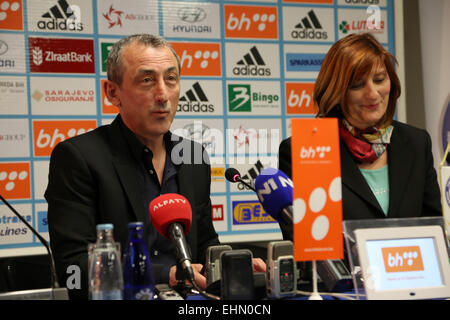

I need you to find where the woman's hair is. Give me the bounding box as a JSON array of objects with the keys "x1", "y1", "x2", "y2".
[{"x1": 313, "y1": 33, "x2": 400, "y2": 126}]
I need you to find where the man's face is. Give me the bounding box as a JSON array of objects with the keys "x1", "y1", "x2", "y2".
[{"x1": 105, "y1": 42, "x2": 180, "y2": 142}]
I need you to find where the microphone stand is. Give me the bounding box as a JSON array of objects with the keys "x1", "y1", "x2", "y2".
[{"x1": 0, "y1": 193, "x2": 67, "y2": 299}]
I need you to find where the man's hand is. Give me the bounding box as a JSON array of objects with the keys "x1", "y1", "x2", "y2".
[
  {"x1": 169, "y1": 258, "x2": 267, "y2": 291},
  {"x1": 169, "y1": 264, "x2": 207, "y2": 290}
]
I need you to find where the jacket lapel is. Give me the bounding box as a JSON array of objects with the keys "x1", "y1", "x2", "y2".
[
  {"x1": 107, "y1": 116, "x2": 147, "y2": 224},
  {"x1": 340, "y1": 139, "x2": 383, "y2": 213},
  {"x1": 386, "y1": 123, "x2": 414, "y2": 218}
]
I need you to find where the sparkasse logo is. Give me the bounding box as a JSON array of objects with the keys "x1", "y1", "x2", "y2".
[
  {"x1": 224, "y1": 5, "x2": 278, "y2": 39},
  {"x1": 28, "y1": 37, "x2": 95, "y2": 73}
]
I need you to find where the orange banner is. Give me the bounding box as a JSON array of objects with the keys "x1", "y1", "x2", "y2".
[{"x1": 291, "y1": 118, "x2": 343, "y2": 261}]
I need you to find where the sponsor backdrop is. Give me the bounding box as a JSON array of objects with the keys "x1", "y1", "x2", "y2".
[{"x1": 0, "y1": 0, "x2": 397, "y2": 257}]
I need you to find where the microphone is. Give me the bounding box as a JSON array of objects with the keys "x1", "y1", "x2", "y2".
[
  {"x1": 149, "y1": 193, "x2": 220, "y2": 300},
  {"x1": 254, "y1": 168, "x2": 293, "y2": 225},
  {"x1": 0, "y1": 193, "x2": 68, "y2": 300},
  {"x1": 225, "y1": 167, "x2": 256, "y2": 192},
  {"x1": 149, "y1": 193, "x2": 194, "y2": 281}
]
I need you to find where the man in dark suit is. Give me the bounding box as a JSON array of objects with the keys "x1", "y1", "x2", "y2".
[{"x1": 45, "y1": 34, "x2": 220, "y2": 299}]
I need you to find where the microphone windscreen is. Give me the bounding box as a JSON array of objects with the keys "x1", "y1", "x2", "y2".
[
  {"x1": 255, "y1": 168, "x2": 293, "y2": 220},
  {"x1": 225, "y1": 167, "x2": 241, "y2": 183},
  {"x1": 149, "y1": 193, "x2": 192, "y2": 238}
]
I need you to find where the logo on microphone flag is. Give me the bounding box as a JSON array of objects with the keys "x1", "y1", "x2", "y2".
[{"x1": 291, "y1": 118, "x2": 343, "y2": 261}]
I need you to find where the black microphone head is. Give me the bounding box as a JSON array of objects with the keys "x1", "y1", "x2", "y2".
[{"x1": 225, "y1": 167, "x2": 241, "y2": 183}]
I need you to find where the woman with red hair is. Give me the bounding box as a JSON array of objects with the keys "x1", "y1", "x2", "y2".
[{"x1": 279, "y1": 33, "x2": 441, "y2": 221}]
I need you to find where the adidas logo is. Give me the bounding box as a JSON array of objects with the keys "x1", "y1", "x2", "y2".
[
  {"x1": 178, "y1": 82, "x2": 214, "y2": 112},
  {"x1": 37, "y1": 0, "x2": 83, "y2": 31},
  {"x1": 233, "y1": 46, "x2": 271, "y2": 76},
  {"x1": 237, "y1": 160, "x2": 264, "y2": 191},
  {"x1": 291, "y1": 10, "x2": 328, "y2": 40}
]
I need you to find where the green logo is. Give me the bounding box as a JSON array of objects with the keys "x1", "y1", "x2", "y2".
[
  {"x1": 339, "y1": 21, "x2": 350, "y2": 34},
  {"x1": 228, "y1": 84, "x2": 251, "y2": 112},
  {"x1": 101, "y1": 42, "x2": 115, "y2": 73}
]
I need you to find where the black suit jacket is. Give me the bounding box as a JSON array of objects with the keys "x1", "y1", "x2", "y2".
[
  {"x1": 45, "y1": 115, "x2": 219, "y2": 299},
  {"x1": 279, "y1": 120, "x2": 442, "y2": 221}
]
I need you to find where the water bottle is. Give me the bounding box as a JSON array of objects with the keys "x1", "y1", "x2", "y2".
[
  {"x1": 123, "y1": 222, "x2": 155, "y2": 300},
  {"x1": 88, "y1": 223, "x2": 124, "y2": 300}
]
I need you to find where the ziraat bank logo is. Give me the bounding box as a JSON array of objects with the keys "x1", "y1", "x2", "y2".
[
  {"x1": 34, "y1": 0, "x2": 84, "y2": 32},
  {"x1": 0, "y1": 163, "x2": 30, "y2": 200},
  {"x1": 32, "y1": 120, "x2": 96, "y2": 157},
  {"x1": 224, "y1": 5, "x2": 278, "y2": 39},
  {"x1": 0, "y1": 0, "x2": 23, "y2": 30},
  {"x1": 28, "y1": 37, "x2": 94, "y2": 73},
  {"x1": 285, "y1": 83, "x2": 318, "y2": 115},
  {"x1": 170, "y1": 42, "x2": 221, "y2": 77},
  {"x1": 232, "y1": 200, "x2": 276, "y2": 225},
  {"x1": 382, "y1": 246, "x2": 424, "y2": 273}
]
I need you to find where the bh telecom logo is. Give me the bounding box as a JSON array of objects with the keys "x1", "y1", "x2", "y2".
[
  {"x1": 0, "y1": 0, "x2": 23, "y2": 30},
  {"x1": 170, "y1": 42, "x2": 221, "y2": 76},
  {"x1": 224, "y1": 5, "x2": 277, "y2": 39},
  {"x1": 0, "y1": 162, "x2": 30, "y2": 200},
  {"x1": 33, "y1": 120, "x2": 96, "y2": 157},
  {"x1": 232, "y1": 200, "x2": 276, "y2": 225},
  {"x1": 294, "y1": 175, "x2": 341, "y2": 241},
  {"x1": 285, "y1": 82, "x2": 318, "y2": 115},
  {"x1": 381, "y1": 246, "x2": 424, "y2": 273}
]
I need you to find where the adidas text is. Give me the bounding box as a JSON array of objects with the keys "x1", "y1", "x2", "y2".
[
  {"x1": 291, "y1": 30, "x2": 328, "y2": 40},
  {"x1": 177, "y1": 102, "x2": 214, "y2": 112},
  {"x1": 233, "y1": 65, "x2": 271, "y2": 76},
  {"x1": 37, "y1": 19, "x2": 83, "y2": 31}
]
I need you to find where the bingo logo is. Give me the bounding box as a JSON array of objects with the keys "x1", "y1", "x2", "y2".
[
  {"x1": 232, "y1": 200, "x2": 276, "y2": 225},
  {"x1": 382, "y1": 246, "x2": 424, "y2": 273},
  {"x1": 33, "y1": 120, "x2": 96, "y2": 156},
  {"x1": 224, "y1": 5, "x2": 278, "y2": 39},
  {"x1": 0, "y1": 162, "x2": 30, "y2": 199},
  {"x1": 170, "y1": 42, "x2": 221, "y2": 76}
]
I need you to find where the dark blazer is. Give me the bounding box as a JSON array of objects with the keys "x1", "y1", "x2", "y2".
[
  {"x1": 279, "y1": 120, "x2": 442, "y2": 221},
  {"x1": 45, "y1": 115, "x2": 219, "y2": 299}
]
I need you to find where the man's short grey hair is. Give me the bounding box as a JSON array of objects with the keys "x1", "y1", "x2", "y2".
[{"x1": 106, "y1": 34, "x2": 181, "y2": 86}]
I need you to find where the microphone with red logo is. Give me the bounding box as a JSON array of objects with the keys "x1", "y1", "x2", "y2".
[
  {"x1": 149, "y1": 193, "x2": 194, "y2": 282},
  {"x1": 149, "y1": 193, "x2": 220, "y2": 300}
]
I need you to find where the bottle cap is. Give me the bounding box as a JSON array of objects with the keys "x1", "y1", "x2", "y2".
[
  {"x1": 128, "y1": 222, "x2": 144, "y2": 229},
  {"x1": 96, "y1": 223, "x2": 114, "y2": 230}
]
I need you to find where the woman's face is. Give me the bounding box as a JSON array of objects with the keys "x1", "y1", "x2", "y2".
[{"x1": 344, "y1": 64, "x2": 391, "y2": 130}]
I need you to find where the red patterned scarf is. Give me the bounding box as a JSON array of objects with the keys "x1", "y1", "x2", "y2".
[{"x1": 340, "y1": 119, "x2": 394, "y2": 163}]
